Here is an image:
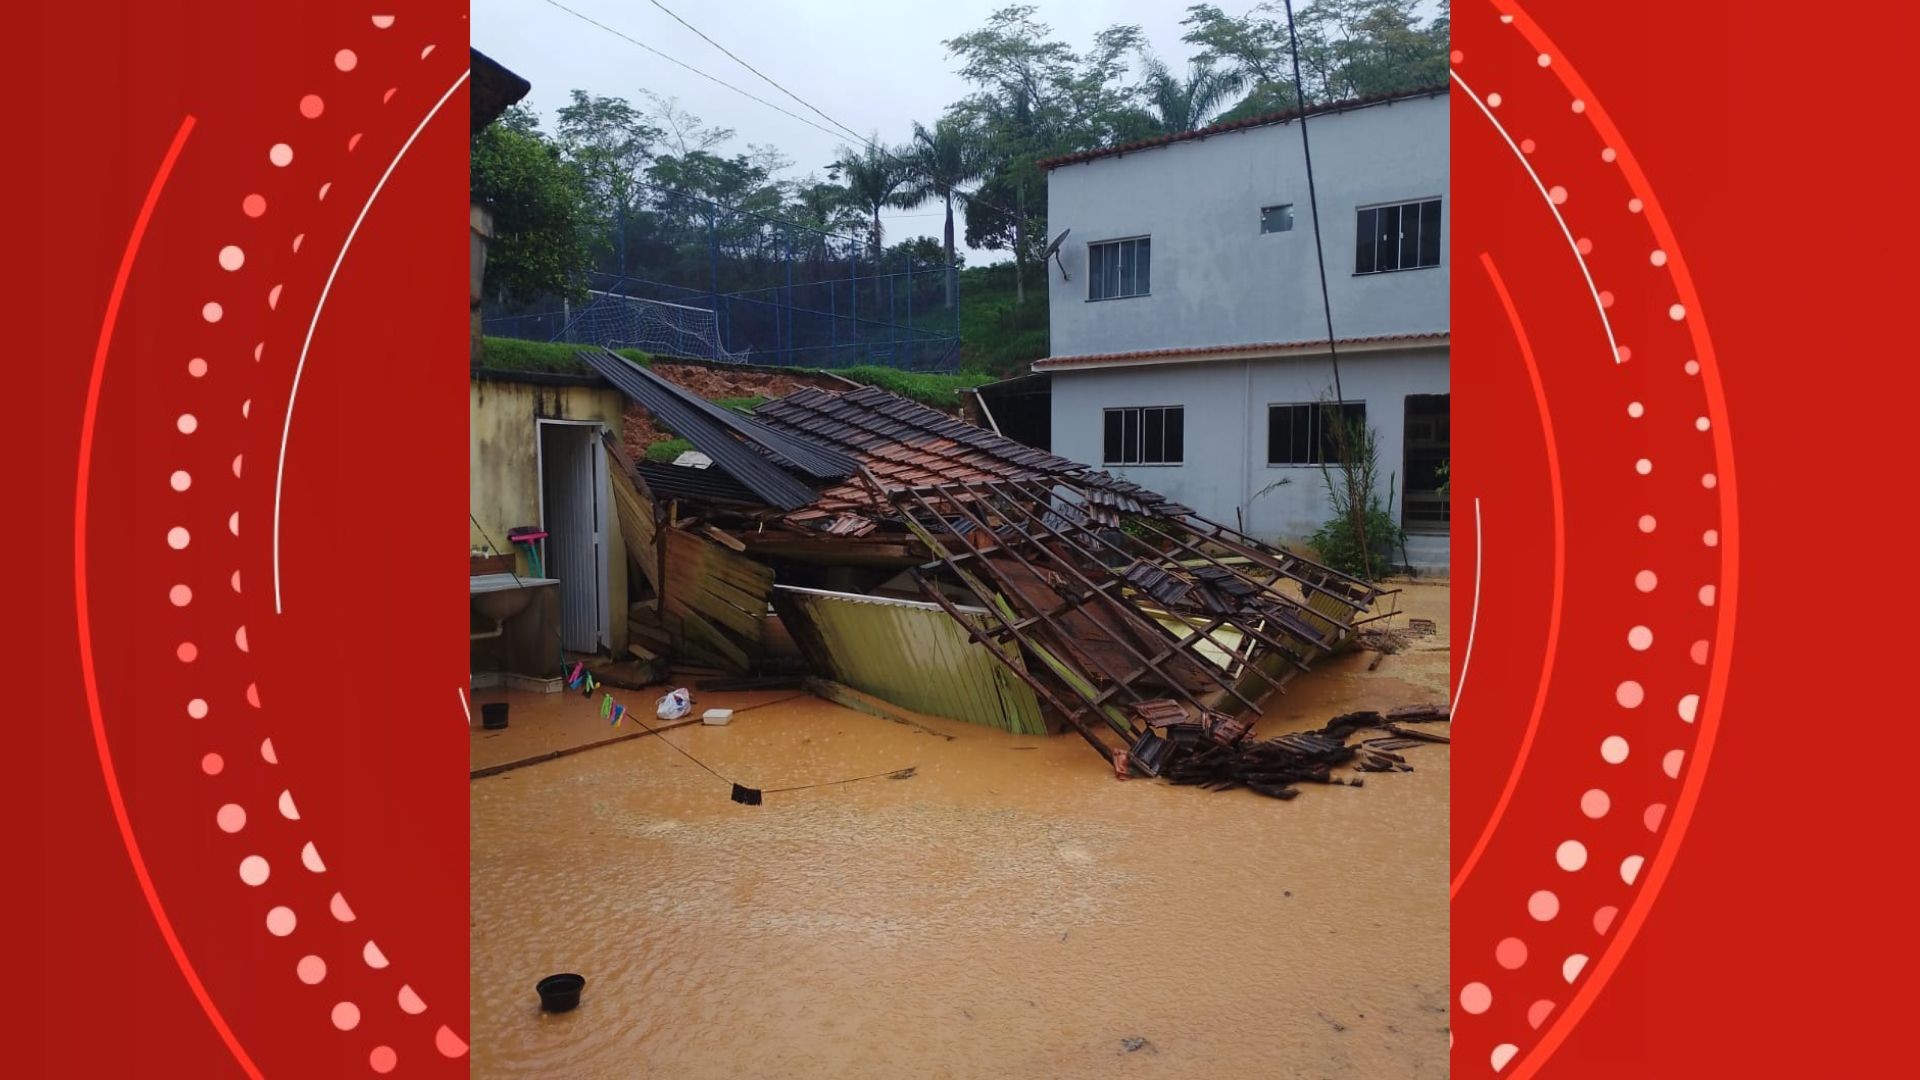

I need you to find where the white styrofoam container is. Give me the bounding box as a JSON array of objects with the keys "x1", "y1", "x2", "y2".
[{"x1": 701, "y1": 708, "x2": 734, "y2": 726}]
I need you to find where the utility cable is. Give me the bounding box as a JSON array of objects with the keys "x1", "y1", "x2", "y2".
[
  {"x1": 1281, "y1": 0, "x2": 1372, "y2": 581},
  {"x1": 536, "y1": 0, "x2": 1023, "y2": 224},
  {"x1": 536, "y1": 0, "x2": 856, "y2": 145},
  {"x1": 644, "y1": 0, "x2": 867, "y2": 145},
  {"x1": 1280, "y1": 0, "x2": 1346, "y2": 410}
]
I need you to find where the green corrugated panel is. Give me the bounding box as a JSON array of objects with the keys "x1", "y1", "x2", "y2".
[{"x1": 779, "y1": 586, "x2": 1048, "y2": 735}]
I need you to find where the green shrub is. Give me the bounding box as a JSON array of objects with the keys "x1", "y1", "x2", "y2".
[
  {"x1": 1309, "y1": 405, "x2": 1406, "y2": 578},
  {"x1": 644, "y1": 438, "x2": 693, "y2": 463},
  {"x1": 955, "y1": 265, "x2": 1049, "y2": 377},
  {"x1": 832, "y1": 366, "x2": 993, "y2": 409},
  {"x1": 1310, "y1": 500, "x2": 1405, "y2": 577},
  {"x1": 479, "y1": 336, "x2": 649, "y2": 375}
]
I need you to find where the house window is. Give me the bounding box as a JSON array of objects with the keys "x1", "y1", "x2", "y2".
[
  {"x1": 1267, "y1": 402, "x2": 1368, "y2": 466},
  {"x1": 1103, "y1": 406, "x2": 1183, "y2": 465},
  {"x1": 1355, "y1": 198, "x2": 1442, "y2": 274},
  {"x1": 1261, "y1": 204, "x2": 1295, "y2": 233},
  {"x1": 1088, "y1": 237, "x2": 1151, "y2": 300}
]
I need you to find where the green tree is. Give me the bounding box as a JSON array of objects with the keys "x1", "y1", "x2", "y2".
[
  {"x1": 1182, "y1": 1, "x2": 1446, "y2": 121},
  {"x1": 900, "y1": 118, "x2": 986, "y2": 309},
  {"x1": 1139, "y1": 57, "x2": 1245, "y2": 133},
  {"x1": 554, "y1": 91, "x2": 660, "y2": 275},
  {"x1": 641, "y1": 91, "x2": 734, "y2": 158},
  {"x1": 945, "y1": 6, "x2": 1153, "y2": 304},
  {"x1": 1300, "y1": 0, "x2": 1448, "y2": 99},
  {"x1": 828, "y1": 139, "x2": 911, "y2": 260},
  {"x1": 470, "y1": 104, "x2": 595, "y2": 305},
  {"x1": 1311, "y1": 404, "x2": 1404, "y2": 578}
]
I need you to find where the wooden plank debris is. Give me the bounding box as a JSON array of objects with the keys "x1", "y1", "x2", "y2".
[{"x1": 602, "y1": 434, "x2": 660, "y2": 592}]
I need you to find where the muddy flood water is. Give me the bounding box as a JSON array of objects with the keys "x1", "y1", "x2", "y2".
[{"x1": 472, "y1": 581, "x2": 1450, "y2": 1079}]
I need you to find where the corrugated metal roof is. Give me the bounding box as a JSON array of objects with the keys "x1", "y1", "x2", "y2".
[
  {"x1": 635, "y1": 461, "x2": 766, "y2": 506},
  {"x1": 776, "y1": 585, "x2": 1048, "y2": 735},
  {"x1": 577, "y1": 347, "x2": 844, "y2": 511}
]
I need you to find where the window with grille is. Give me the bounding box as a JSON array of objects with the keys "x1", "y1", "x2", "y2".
[
  {"x1": 1355, "y1": 199, "x2": 1441, "y2": 274},
  {"x1": 1267, "y1": 402, "x2": 1368, "y2": 466},
  {"x1": 1102, "y1": 405, "x2": 1183, "y2": 465},
  {"x1": 1088, "y1": 237, "x2": 1151, "y2": 300}
]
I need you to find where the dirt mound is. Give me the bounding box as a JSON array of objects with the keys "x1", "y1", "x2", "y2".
[
  {"x1": 651, "y1": 362, "x2": 851, "y2": 402},
  {"x1": 623, "y1": 362, "x2": 857, "y2": 462}
]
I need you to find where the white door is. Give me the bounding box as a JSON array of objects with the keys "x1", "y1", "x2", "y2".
[{"x1": 540, "y1": 423, "x2": 607, "y2": 652}]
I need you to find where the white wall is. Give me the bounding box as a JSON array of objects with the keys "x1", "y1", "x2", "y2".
[
  {"x1": 1050, "y1": 348, "x2": 1449, "y2": 545},
  {"x1": 1045, "y1": 92, "x2": 1449, "y2": 357}
]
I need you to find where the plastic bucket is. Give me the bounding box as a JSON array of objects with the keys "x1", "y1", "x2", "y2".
[
  {"x1": 481, "y1": 703, "x2": 509, "y2": 730},
  {"x1": 536, "y1": 973, "x2": 585, "y2": 1012}
]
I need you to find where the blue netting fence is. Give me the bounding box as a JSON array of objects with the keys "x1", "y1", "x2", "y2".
[{"x1": 483, "y1": 192, "x2": 963, "y2": 372}]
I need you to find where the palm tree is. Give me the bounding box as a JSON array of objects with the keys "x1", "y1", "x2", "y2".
[
  {"x1": 1141, "y1": 58, "x2": 1245, "y2": 134},
  {"x1": 828, "y1": 139, "x2": 910, "y2": 261},
  {"x1": 788, "y1": 176, "x2": 854, "y2": 266},
  {"x1": 900, "y1": 119, "x2": 985, "y2": 310}
]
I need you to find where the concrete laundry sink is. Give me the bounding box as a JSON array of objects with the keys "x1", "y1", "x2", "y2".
[{"x1": 471, "y1": 573, "x2": 559, "y2": 639}]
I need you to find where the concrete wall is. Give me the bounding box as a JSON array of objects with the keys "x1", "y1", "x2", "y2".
[
  {"x1": 1045, "y1": 92, "x2": 1448, "y2": 356},
  {"x1": 1049, "y1": 347, "x2": 1448, "y2": 546},
  {"x1": 470, "y1": 375, "x2": 629, "y2": 654}
]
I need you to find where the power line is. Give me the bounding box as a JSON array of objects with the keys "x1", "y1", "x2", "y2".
[
  {"x1": 535, "y1": 0, "x2": 854, "y2": 145},
  {"x1": 644, "y1": 0, "x2": 868, "y2": 145},
  {"x1": 639, "y1": 0, "x2": 1019, "y2": 219},
  {"x1": 1280, "y1": 0, "x2": 1344, "y2": 409},
  {"x1": 1281, "y1": 0, "x2": 1368, "y2": 580},
  {"x1": 539, "y1": 0, "x2": 1027, "y2": 226}
]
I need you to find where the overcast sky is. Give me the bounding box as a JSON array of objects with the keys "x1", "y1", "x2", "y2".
[{"x1": 473, "y1": 0, "x2": 1211, "y2": 262}]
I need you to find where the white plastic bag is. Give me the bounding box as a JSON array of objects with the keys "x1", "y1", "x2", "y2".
[{"x1": 656, "y1": 687, "x2": 692, "y2": 720}]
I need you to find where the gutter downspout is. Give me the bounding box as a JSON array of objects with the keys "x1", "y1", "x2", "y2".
[{"x1": 1240, "y1": 358, "x2": 1254, "y2": 533}]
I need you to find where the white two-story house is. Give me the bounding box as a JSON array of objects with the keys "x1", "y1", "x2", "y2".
[{"x1": 1037, "y1": 86, "x2": 1449, "y2": 571}]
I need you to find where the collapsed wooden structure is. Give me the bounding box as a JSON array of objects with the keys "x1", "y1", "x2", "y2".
[{"x1": 577, "y1": 348, "x2": 1391, "y2": 776}]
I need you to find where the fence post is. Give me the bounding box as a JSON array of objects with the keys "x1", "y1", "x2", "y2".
[
  {"x1": 783, "y1": 223, "x2": 794, "y2": 367},
  {"x1": 708, "y1": 207, "x2": 721, "y2": 355}
]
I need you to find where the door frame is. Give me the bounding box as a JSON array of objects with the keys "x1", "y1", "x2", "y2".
[{"x1": 534, "y1": 418, "x2": 611, "y2": 651}]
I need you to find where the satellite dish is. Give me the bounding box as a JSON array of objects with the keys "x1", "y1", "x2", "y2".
[{"x1": 1043, "y1": 228, "x2": 1072, "y2": 281}]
